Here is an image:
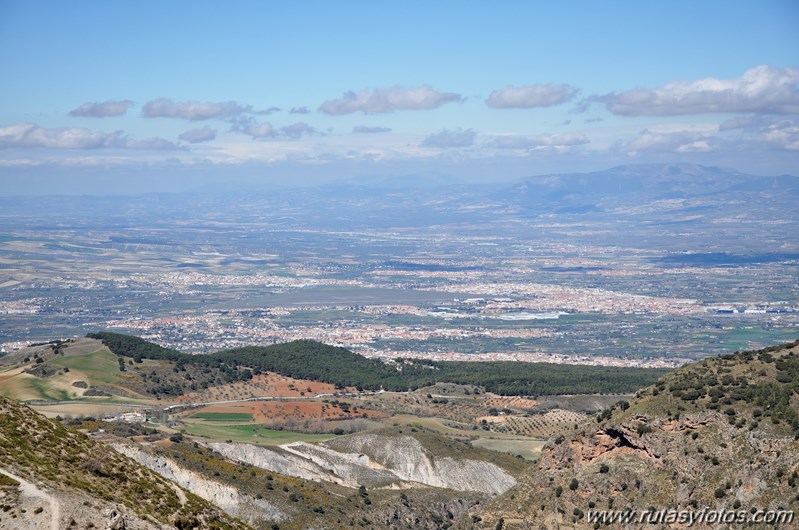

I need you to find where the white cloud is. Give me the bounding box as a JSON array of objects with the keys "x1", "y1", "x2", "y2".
[
  {"x1": 353, "y1": 126, "x2": 392, "y2": 133},
  {"x1": 319, "y1": 86, "x2": 462, "y2": 115},
  {"x1": 229, "y1": 117, "x2": 275, "y2": 138},
  {"x1": 0, "y1": 123, "x2": 178, "y2": 150},
  {"x1": 143, "y1": 98, "x2": 251, "y2": 120},
  {"x1": 421, "y1": 128, "x2": 476, "y2": 148},
  {"x1": 720, "y1": 116, "x2": 799, "y2": 151},
  {"x1": 625, "y1": 129, "x2": 718, "y2": 156},
  {"x1": 486, "y1": 84, "x2": 578, "y2": 108},
  {"x1": 69, "y1": 100, "x2": 134, "y2": 118},
  {"x1": 280, "y1": 122, "x2": 316, "y2": 139},
  {"x1": 490, "y1": 132, "x2": 589, "y2": 149},
  {"x1": 125, "y1": 137, "x2": 182, "y2": 150},
  {"x1": 600, "y1": 65, "x2": 799, "y2": 116},
  {"x1": 760, "y1": 120, "x2": 799, "y2": 151},
  {"x1": 289, "y1": 106, "x2": 310, "y2": 114},
  {"x1": 178, "y1": 127, "x2": 217, "y2": 143},
  {"x1": 229, "y1": 118, "x2": 316, "y2": 139}
]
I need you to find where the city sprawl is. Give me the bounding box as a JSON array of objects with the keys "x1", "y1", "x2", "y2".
[{"x1": 1, "y1": 169, "x2": 797, "y2": 367}]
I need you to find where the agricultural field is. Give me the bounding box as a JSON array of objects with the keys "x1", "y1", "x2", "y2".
[
  {"x1": 175, "y1": 372, "x2": 349, "y2": 403},
  {"x1": 0, "y1": 336, "x2": 633, "y2": 462},
  {"x1": 178, "y1": 421, "x2": 336, "y2": 446},
  {"x1": 471, "y1": 438, "x2": 546, "y2": 461},
  {"x1": 478, "y1": 409, "x2": 589, "y2": 437},
  {"x1": 0, "y1": 340, "x2": 153, "y2": 403}
]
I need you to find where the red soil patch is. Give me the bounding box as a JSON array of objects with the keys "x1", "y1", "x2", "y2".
[{"x1": 176, "y1": 372, "x2": 352, "y2": 403}]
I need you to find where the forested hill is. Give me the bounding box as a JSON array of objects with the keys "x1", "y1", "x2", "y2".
[{"x1": 87, "y1": 332, "x2": 667, "y2": 395}]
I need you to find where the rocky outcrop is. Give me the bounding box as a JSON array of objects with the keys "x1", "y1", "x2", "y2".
[
  {"x1": 206, "y1": 441, "x2": 346, "y2": 484},
  {"x1": 324, "y1": 434, "x2": 517, "y2": 494},
  {"x1": 281, "y1": 442, "x2": 400, "y2": 487},
  {"x1": 206, "y1": 435, "x2": 517, "y2": 495}
]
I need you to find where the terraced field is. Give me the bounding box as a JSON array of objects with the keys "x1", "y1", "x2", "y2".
[{"x1": 480, "y1": 409, "x2": 589, "y2": 437}]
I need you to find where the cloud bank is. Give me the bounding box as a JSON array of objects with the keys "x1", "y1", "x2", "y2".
[
  {"x1": 0, "y1": 123, "x2": 177, "y2": 150},
  {"x1": 319, "y1": 86, "x2": 462, "y2": 115},
  {"x1": 600, "y1": 65, "x2": 799, "y2": 116}
]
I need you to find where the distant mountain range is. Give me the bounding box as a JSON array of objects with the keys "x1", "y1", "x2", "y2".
[
  {"x1": 1, "y1": 163, "x2": 796, "y2": 250},
  {"x1": 493, "y1": 163, "x2": 799, "y2": 218}
]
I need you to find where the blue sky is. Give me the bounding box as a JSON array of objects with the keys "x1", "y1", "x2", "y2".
[{"x1": 0, "y1": 0, "x2": 797, "y2": 194}]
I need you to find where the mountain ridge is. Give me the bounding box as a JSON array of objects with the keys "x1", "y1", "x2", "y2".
[{"x1": 470, "y1": 338, "x2": 799, "y2": 529}]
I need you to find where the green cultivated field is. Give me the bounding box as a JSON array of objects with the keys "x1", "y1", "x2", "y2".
[
  {"x1": 48, "y1": 347, "x2": 124, "y2": 386},
  {"x1": 471, "y1": 438, "x2": 545, "y2": 461},
  {"x1": 189, "y1": 412, "x2": 254, "y2": 422},
  {"x1": 181, "y1": 421, "x2": 335, "y2": 445}
]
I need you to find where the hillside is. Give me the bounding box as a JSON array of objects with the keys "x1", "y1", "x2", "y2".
[
  {"x1": 3, "y1": 335, "x2": 799, "y2": 528},
  {"x1": 496, "y1": 163, "x2": 799, "y2": 223},
  {"x1": 470, "y1": 339, "x2": 799, "y2": 529},
  {"x1": 0, "y1": 395, "x2": 248, "y2": 529},
  {"x1": 87, "y1": 332, "x2": 667, "y2": 396}
]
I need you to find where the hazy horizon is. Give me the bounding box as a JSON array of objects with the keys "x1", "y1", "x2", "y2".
[{"x1": 1, "y1": 1, "x2": 798, "y2": 196}]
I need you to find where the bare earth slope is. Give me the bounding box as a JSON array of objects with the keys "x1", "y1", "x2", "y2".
[{"x1": 0, "y1": 396, "x2": 249, "y2": 530}]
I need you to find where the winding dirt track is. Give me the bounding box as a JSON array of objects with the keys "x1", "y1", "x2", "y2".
[{"x1": 0, "y1": 467, "x2": 60, "y2": 530}]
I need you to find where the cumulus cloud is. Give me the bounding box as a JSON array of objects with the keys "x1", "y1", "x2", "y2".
[
  {"x1": 280, "y1": 122, "x2": 316, "y2": 139},
  {"x1": 69, "y1": 100, "x2": 134, "y2": 118},
  {"x1": 600, "y1": 65, "x2": 799, "y2": 116},
  {"x1": 421, "y1": 128, "x2": 476, "y2": 148},
  {"x1": 490, "y1": 132, "x2": 589, "y2": 149},
  {"x1": 486, "y1": 84, "x2": 578, "y2": 108},
  {"x1": 230, "y1": 116, "x2": 275, "y2": 138},
  {"x1": 178, "y1": 127, "x2": 217, "y2": 144},
  {"x1": 143, "y1": 98, "x2": 251, "y2": 120},
  {"x1": 719, "y1": 116, "x2": 799, "y2": 151},
  {"x1": 625, "y1": 129, "x2": 719, "y2": 156},
  {"x1": 353, "y1": 125, "x2": 392, "y2": 133},
  {"x1": 0, "y1": 123, "x2": 178, "y2": 150},
  {"x1": 289, "y1": 106, "x2": 310, "y2": 114},
  {"x1": 229, "y1": 117, "x2": 316, "y2": 139},
  {"x1": 319, "y1": 86, "x2": 462, "y2": 115},
  {"x1": 125, "y1": 137, "x2": 181, "y2": 150},
  {"x1": 256, "y1": 107, "x2": 282, "y2": 115},
  {"x1": 760, "y1": 120, "x2": 799, "y2": 151}
]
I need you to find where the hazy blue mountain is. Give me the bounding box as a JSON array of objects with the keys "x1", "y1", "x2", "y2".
[{"x1": 493, "y1": 163, "x2": 799, "y2": 216}]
